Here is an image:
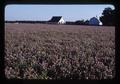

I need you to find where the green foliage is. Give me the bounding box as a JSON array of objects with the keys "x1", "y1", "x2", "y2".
[
  {"x1": 100, "y1": 7, "x2": 115, "y2": 26},
  {"x1": 75, "y1": 19, "x2": 89, "y2": 25}
]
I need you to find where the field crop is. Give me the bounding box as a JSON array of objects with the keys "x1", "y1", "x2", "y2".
[{"x1": 5, "y1": 23, "x2": 115, "y2": 79}]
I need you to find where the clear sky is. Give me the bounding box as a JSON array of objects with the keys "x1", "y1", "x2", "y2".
[{"x1": 5, "y1": 4, "x2": 115, "y2": 21}]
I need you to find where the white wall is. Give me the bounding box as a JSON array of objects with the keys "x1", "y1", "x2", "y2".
[{"x1": 58, "y1": 18, "x2": 66, "y2": 24}]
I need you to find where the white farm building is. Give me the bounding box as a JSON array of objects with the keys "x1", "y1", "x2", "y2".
[
  {"x1": 89, "y1": 17, "x2": 100, "y2": 26},
  {"x1": 48, "y1": 16, "x2": 66, "y2": 24}
]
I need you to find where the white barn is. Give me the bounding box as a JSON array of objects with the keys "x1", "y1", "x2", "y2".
[
  {"x1": 89, "y1": 17, "x2": 100, "y2": 26},
  {"x1": 48, "y1": 16, "x2": 66, "y2": 24}
]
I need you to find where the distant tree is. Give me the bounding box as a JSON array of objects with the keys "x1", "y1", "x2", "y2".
[
  {"x1": 75, "y1": 19, "x2": 85, "y2": 25},
  {"x1": 75, "y1": 19, "x2": 89, "y2": 25},
  {"x1": 84, "y1": 20, "x2": 89, "y2": 25},
  {"x1": 99, "y1": 7, "x2": 115, "y2": 26}
]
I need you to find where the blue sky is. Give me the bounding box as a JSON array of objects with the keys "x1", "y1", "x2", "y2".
[{"x1": 5, "y1": 4, "x2": 115, "y2": 21}]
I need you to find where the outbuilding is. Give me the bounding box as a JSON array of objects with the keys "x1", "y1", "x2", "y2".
[
  {"x1": 89, "y1": 17, "x2": 100, "y2": 26},
  {"x1": 48, "y1": 16, "x2": 66, "y2": 24}
]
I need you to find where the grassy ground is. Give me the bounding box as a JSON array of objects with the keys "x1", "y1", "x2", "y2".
[{"x1": 5, "y1": 23, "x2": 115, "y2": 79}]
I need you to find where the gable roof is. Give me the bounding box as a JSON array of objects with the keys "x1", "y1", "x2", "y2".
[
  {"x1": 49, "y1": 16, "x2": 62, "y2": 22},
  {"x1": 89, "y1": 17, "x2": 99, "y2": 25},
  {"x1": 90, "y1": 17, "x2": 99, "y2": 21}
]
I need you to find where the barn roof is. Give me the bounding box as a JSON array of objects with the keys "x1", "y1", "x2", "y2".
[
  {"x1": 49, "y1": 16, "x2": 62, "y2": 22},
  {"x1": 90, "y1": 17, "x2": 99, "y2": 20},
  {"x1": 89, "y1": 17, "x2": 100, "y2": 25}
]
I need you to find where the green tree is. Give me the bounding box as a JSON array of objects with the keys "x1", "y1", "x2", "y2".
[
  {"x1": 84, "y1": 20, "x2": 89, "y2": 25},
  {"x1": 100, "y1": 7, "x2": 115, "y2": 26},
  {"x1": 75, "y1": 19, "x2": 85, "y2": 25}
]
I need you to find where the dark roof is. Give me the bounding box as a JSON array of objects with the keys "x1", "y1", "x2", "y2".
[{"x1": 49, "y1": 16, "x2": 62, "y2": 22}]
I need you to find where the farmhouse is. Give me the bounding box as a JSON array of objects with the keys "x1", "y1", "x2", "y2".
[
  {"x1": 48, "y1": 16, "x2": 66, "y2": 24},
  {"x1": 89, "y1": 17, "x2": 100, "y2": 26}
]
